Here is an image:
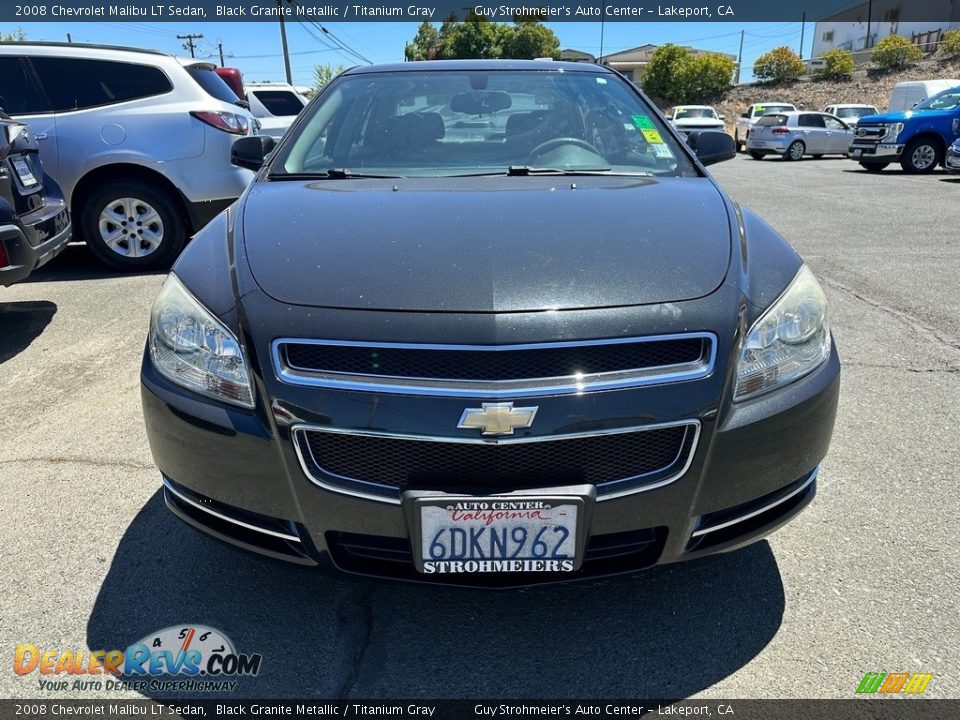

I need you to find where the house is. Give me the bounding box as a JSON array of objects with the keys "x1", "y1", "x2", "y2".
[
  {"x1": 811, "y1": 0, "x2": 960, "y2": 62},
  {"x1": 597, "y1": 44, "x2": 738, "y2": 83},
  {"x1": 560, "y1": 49, "x2": 596, "y2": 63}
]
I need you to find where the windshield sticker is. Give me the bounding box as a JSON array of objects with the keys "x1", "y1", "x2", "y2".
[
  {"x1": 632, "y1": 114, "x2": 656, "y2": 130},
  {"x1": 651, "y1": 144, "x2": 673, "y2": 158},
  {"x1": 641, "y1": 129, "x2": 664, "y2": 144},
  {"x1": 596, "y1": 77, "x2": 607, "y2": 84}
]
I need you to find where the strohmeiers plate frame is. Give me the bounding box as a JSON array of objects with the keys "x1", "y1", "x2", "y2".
[{"x1": 404, "y1": 486, "x2": 594, "y2": 574}]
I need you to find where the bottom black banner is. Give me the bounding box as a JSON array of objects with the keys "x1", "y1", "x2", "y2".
[{"x1": 0, "y1": 700, "x2": 958, "y2": 720}]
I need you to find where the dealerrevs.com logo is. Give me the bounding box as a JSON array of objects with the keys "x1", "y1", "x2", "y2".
[{"x1": 14, "y1": 625, "x2": 261, "y2": 693}]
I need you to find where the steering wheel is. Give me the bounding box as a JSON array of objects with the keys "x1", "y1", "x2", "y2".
[{"x1": 528, "y1": 137, "x2": 602, "y2": 158}]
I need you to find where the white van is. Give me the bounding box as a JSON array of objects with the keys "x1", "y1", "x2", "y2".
[{"x1": 887, "y1": 80, "x2": 960, "y2": 112}]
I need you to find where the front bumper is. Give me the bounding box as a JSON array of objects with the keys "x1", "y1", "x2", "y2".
[
  {"x1": 141, "y1": 332, "x2": 840, "y2": 586},
  {"x1": 848, "y1": 142, "x2": 903, "y2": 161},
  {"x1": 0, "y1": 203, "x2": 71, "y2": 287},
  {"x1": 945, "y1": 146, "x2": 960, "y2": 173}
]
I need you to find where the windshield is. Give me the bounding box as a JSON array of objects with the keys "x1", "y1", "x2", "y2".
[
  {"x1": 754, "y1": 104, "x2": 794, "y2": 116},
  {"x1": 252, "y1": 89, "x2": 306, "y2": 116},
  {"x1": 273, "y1": 70, "x2": 695, "y2": 178},
  {"x1": 913, "y1": 88, "x2": 960, "y2": 112},
  {"x1": 674, "y1": 107, "x2": 717, "y2": 119},
  {"x1": 835, "y1": 107, "x2": 877, "y2": 119}
]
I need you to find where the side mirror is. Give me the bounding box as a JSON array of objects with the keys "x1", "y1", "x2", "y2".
[
  {"x1": 686, "y1": 130, "x2": 736, "y2": 166},
  {"x1": 231, "y1": 135, "x2": 276, "y2": 171},
  {"x1": 718, "y1": 114, "x2": 726, "y2": 121}
]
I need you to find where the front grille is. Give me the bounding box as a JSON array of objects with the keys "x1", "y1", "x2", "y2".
[
  {"x1": 853, "y1": 125, "x2": 888, "y2": 143},
  {"x1": 295, "y1": 422, "x2": 698, "y2": 501},
  {"x1": 273, "y1": 334, "x2": 715, "y2": 397}
]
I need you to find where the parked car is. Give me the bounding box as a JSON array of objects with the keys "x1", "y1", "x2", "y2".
[
  {"x1": 822, "y1": 103, "x2": 880, "y2": 125},
  {"x1": 214, "y1": 67, "x2": 246, "y2": 101},
  {"x1": 747, "y1": 111, "x2": 854, "y2": 161},
  {"x1": 849, "y1": 85, "x2": 960, "y2": 173},
  {"x1": 947, "y1": 137, "x2": 960, "y2": 173},
  {"x1": 735, "y1": 102, "x2": 797, "y2": 151},
  {"x1": 0, "y1": 109, "x2": 71, "y2": 286},
  {"x1": 887, "y1": 79, "x2": 960, "y2": 112},
  {"x1": 0, "y1": 42, "x2": 257, "y2": 270},
  {"x1": 142, "y1": 60, "x2": 838, "y2": 586},
  {"x1": 666, "y1": 105, "x2": 726, "y2": 134},
  {"x1": 245, "y1": 82, "x2": 309, "y2": 138}
]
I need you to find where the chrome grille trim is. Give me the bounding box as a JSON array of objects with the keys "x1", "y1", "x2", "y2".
[
  {"x1": 271, "y1": 333, "x2": 717, "y2": 398},
  {"x1": 291, "y1": 420, "x2": 701, "y2": 505}
]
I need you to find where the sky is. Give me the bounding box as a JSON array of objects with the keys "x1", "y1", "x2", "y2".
[{"x1": 1, "y1": 20, "x2": 814, "y2": 87}]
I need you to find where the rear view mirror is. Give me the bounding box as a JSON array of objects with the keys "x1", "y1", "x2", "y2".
[
  {"x1": 231, "y1": 135, "x2": 277, "y2": 171},
  {"x1": 685, "y1": 130, "x2": 736, "y2": 166},
  {"x1": 450, "y1": 90, "x2": 512, "y2": 115}
]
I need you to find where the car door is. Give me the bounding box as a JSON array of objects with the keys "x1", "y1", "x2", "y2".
[
  {"x1": 823, "y1": 114, "x2": 852, "y2": 153},
  {"x1": 0, "y1": 55, "x2": 58, "y2": 178},
  {"x1": 797, "y1": 113, "x2": 827, "y2": 153}
]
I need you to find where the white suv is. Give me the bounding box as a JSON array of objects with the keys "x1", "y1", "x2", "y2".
[
  {"x1": 245, "y1": 82, "x2": 309, "y2": 139},
  {"x1": 0, "y1": 42, "x2": 256, "y2": 270}
]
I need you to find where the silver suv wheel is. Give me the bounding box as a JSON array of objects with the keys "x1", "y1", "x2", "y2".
[
  {"x1": 98, "y1": 197, "x2": 165, "y2": 258},
  {"x1": 911, "y1": 144, "x2": 937, "y2": 171}
]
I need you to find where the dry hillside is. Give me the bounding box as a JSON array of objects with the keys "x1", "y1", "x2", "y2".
[{"x1": 668, "y1": 52, "x2": 960, "y2": 132}]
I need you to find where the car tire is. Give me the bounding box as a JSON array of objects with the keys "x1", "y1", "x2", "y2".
[
  {"x1": 785, "y1": 141, "x2": 805, "y2": 161},
  {"x1": 899, "y1": 137, "x2": 941, "y2": 174},
  {"x1": 734, "y1": 130, "x2": 742, "y2": 152},
  {"x1": 749, "y1": 151, "x2": 765, "y2": 160},
  {"x1": 859, "y1": 162, "x2": 890, "y2": 172},
  {"x1": 81, "y1": 181, "x2": 186, "y2": 271}
]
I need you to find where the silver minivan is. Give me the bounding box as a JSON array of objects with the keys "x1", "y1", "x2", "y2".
[
  {"x1": 0, "y1": 42, "x2": 257, "y2": 270},
  {"x1": 746, "y1": 111, "x2": 853, "y2": 161}
]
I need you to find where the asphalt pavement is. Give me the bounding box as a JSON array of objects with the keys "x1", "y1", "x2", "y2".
[{"x1": 0, "y1": 154, "x2": 958, "y2": 700}]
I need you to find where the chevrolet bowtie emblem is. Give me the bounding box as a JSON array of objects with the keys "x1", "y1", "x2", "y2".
[{"x1": 457, "y1": 402, "x2": 538, "y2": 436}]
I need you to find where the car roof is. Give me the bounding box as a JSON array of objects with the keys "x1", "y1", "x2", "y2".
[
  {"x1": 674, "y1": 105, "x2": 714, "y2": 109},
  {"x1": 827, "y1": 103, "x2": 876, "y2": 107},
  {"x1": 0, "y1": 41, "x2": 170, "y2": 58},
  {"x1": 343, "y1": 59, "x2": 612, "y2": 75}
]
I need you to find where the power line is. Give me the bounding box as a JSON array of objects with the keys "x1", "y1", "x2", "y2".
[{"x1": 177, "y1": 33, "x2": 204, "y2": 58}]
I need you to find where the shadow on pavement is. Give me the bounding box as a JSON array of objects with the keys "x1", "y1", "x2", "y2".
[
  {"x1": 88, "y1": 491, "x2": 786, "y2": 699},
  {"x1": 0, "y1": 300, "x2": 56, "y2": 364},
  {"x1": 22, "y1": 243, "x2": 166, "y2": 283}
]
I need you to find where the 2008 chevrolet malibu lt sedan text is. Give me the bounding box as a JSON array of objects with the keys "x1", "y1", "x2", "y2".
[{"x1": 141, "y1": 60, "x2": 840, "y2": 587}]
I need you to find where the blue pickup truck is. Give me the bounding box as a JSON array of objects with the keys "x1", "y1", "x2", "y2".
[{"x1": 849, "y1": 85, "x2": 960, "y2": 173}]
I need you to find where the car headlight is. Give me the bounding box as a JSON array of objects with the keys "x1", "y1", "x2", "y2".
[
  {"x1": 734, "y1": 265, "x2": 831, "y2": 401},
  {"x1": 148, "y1": 274, "x2": 255, "y2": 408},
  {"x1": 886, "y1": 122, "x2": 905, "y2": 141}
]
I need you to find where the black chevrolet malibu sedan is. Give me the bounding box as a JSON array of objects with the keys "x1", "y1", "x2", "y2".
[{"x1": 141, "y1": 60, "x2": 839, "y2": 586}]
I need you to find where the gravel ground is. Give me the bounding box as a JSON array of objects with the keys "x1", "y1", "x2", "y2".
[{"x1": 0, "y1": 154, "x2": 957, "y2": 700}]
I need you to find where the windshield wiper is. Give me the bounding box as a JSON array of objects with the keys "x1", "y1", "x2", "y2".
[
  {"x1": 505, "y1": 166, "x2": 652, "y2": 177},
  {"x1": 268, "y1": 169, "x2": 402, "y2": 180}
]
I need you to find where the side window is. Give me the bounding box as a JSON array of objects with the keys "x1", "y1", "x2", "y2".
[
  {"x1": 29, "y1": 57, "x2": 172, "y2": 112},
  {"x1": 799, "y1": 114, "x2": 826, "y2": 128},
  {"x1": 823, "y1": 116, "x2": 846, "y2": 130},
  {"x1": 0, "y1": 56, "x2": 48, "y2": 115}
]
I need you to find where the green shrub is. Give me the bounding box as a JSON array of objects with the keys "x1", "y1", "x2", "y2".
[
  {"x1": 817, "y1": 48, "x2": 855, "y2": 80},
  {"x1": 642, "y1": 44, "x2": 735, "y2": 104},
  {"x1": 753, "y1": 46, "x2": 805, "y2": 83},
  {"x1": 871, "y1": 35, "x2": 923, "y2": 69},
  {"x1": 941, "y1": 30, "x2": 960, "y2": 56}
]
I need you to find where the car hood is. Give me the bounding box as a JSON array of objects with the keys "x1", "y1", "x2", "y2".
[
  {"x1": 860, "y1": 109, "x2": 954, "y2": 124},
  {"x1": 241, "y1": 176, "x2": 732, "y2": 313}
]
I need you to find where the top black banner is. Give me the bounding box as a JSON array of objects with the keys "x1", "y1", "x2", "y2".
[{"x1": 2, "y1": 0, "x2": 960, "y2": 23}]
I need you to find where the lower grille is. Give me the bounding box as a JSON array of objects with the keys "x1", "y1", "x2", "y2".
[
  {"x1": 295, "y1": 422, "x2": 698, "y2": 502},
  {"x1": 326, "y1": 527, "x2": 667, "y2": 586}
]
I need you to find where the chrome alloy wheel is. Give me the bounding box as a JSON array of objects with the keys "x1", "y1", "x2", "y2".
[
  {"x1": 98, "y1": 197, "x2": 165, "y2": 258},
  {"x1": 911, "y1": 143, "x2": 937, "y2": 171}
]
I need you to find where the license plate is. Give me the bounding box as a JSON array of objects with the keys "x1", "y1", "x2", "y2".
[
  {"x1": 415, "y1": 496, "x2": 582, "y2": 574},
  {"x1": 752, "y1": 141, "x2": 766, "y2": 147},
  {"x1": 12, "y1": 157, "x2": 38, "y2": 187}
]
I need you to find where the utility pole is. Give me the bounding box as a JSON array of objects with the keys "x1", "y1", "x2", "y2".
[
  {"x1": 799, "y1": 12, "x2": 806, "y2": 59},
  {"x1": 218, "y1": 42, "x2": 226, "y2": 67},
  {"x1": 866, "y1": 0, "x2": 873, "y2": 50},
  {"x1": 599, "y1": 3, "x2": 606, "y2": 64},
  {"x1": 177, "y1": 33, "x2": 203, "y2": 59},
  {"x1": 66, "y1": 33, "x2": 72, "y2": 43},
  {"x1": 736, "y1": 29, "x2": 744, "y2": 84},
  {"x1": 277, "y1": 0, "x2": 293, "y2": 85}
]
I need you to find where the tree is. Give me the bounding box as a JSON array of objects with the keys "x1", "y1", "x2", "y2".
[
  {"x1": 939, "y1": 29, "x2": 960, "y2": 57},
  {"x1": 642, "y1": 45, "x2": 734, "y2": 104},
  {"x1": 313, "y1": 63, "x2": 345, "y2": 90},
  {"x1": 404, "y1": 21, "x2": 440, "y2": 61},
  {"x1": 817, "y1": 48, "x2": 855, "y2": 80},
  {"x1": 871, "y1": 35, "x2": 923, "y2": 69},
  {"x1": 1, "y1": 27, "x2": 26, "y2": 42},
  {"x1": 403, "y1": 19, "x2": 561, "y2": 61},
  {"x1": 753, "y1": 46, "x2": 806, "y2": 83},
  {"x1": 641, "y1": 44, "x2": 691, "y2": 101}
]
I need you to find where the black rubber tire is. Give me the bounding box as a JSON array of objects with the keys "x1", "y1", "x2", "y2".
[
  {"x1": 860, "y1": 162, "x2": 890, "y2": 172},
  {"x1": 784, "y1": 140, "x2": 805, "y2": 161},
  {"x1": 734, "y1": 131, "x2": 742, "y2": 152},
  {"x1": 749, "y1": 151, "x2": 765, "y2": 160},
  {"x1": 899, "y1": 137, "x2": 941, "y2": 174},
  {"x1": 80, "y1": 180, "x2": 186, "y2": 271}
]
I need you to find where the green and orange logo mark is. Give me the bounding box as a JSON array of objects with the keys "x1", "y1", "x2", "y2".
[{"x1": 856, "y1": 672, "x2": 934, "y2": 694}]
